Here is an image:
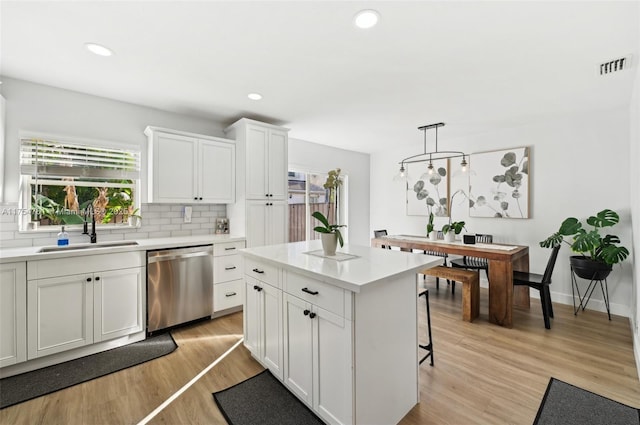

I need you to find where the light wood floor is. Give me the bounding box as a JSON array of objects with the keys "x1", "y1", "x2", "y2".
[{"x1": 1, "y1": 280, "x2": 638, "y2": 425}]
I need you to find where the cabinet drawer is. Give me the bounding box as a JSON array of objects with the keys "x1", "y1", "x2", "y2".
[
  {"x1": 285, "y1": 272, "x2": 344, "y2": 317},
  {"x1": 213, "y1": 241, "x2": 245, "y2": 256},
  {"x1": 244, "y1": 258, "x2": 279, "y2": 288},
  {"x1": 214, "y1": 279, "x2": 244, "y2": 311},
  {"x1": 27, "y1": 251, "x2": 145, "y2": 280},
  {"x1": 214, "y1": 255, "x2": 243, "y2": 283}
]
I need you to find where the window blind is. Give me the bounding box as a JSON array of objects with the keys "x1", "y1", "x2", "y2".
[{"x1": 20, "y1": 137, "x2": 140, "y2": 180}]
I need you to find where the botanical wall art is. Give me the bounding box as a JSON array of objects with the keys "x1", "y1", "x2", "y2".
[
  {"x1": 406, "y1": 159, "x2": 450, "y2": 217},
  {"x1": 469, "y1": 147, "x2": 530, "y2": 218}
]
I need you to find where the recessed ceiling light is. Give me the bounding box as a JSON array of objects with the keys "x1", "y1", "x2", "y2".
[
  {"x1": 84, "y1": 42, "x2": 113, "y2": 57},
  {"x1": 353, "y1": 9, "x2": 380, "y2": 29},
  {"x1": 248, "y1": 93, "x2": 263, "y2": 100}
]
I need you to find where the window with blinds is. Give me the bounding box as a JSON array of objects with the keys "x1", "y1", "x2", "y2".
[{"x1": 20, "y1": 136, "x2": 141, "y2": 230}]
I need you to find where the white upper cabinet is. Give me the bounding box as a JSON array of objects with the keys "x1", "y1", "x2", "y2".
[
  {"x1": 245, "y1": 124, "x2": 288, "y2": 200},
  {"x1": 145, "y1": 126, "x2": 236, "y2": 204}
]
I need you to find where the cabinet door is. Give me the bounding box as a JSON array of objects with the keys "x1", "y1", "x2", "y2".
[
  {"x1": 0, "y1": 262, "x2": 27, "y2": 367},
  {"x1": 246, "y1": 201, "x2": 268, "y2": 248},
  {"x1": 28, "y1": 274, "x2": 93, "y2": 359},
  {"x1": 245, "y1": 125, "x2": 269, "y2": 199},
  {"x1": 94, "y1": 267, "x2": 144, "y2": 343},
  {"x1": 267, "y1": 200, "x2": 288, "y2": 246},
  {"x1": 262, "y1": 282, "x2": 283, "y2": 380},
  {"x1": 267, "y1": 129, "x2": 288, "y2": 200},
  {"x1": 152, "y1": 132, "x2": 198, "y2": 202},
  {"x1": 199, "y1": 139, "x2": 235, "y2": 203},
  {"x1": 244, "y1": 276, "x2": 261, "y2": 357},
  {"x1": 314, "y1": 307, "x2": 353, "y2": 425},
  {"x1": 283, "y1": 294, "x2": 314, "y2": 406}
]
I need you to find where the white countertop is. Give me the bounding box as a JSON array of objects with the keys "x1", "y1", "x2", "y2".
[
  {"x1": 0, "y1": 234, "x2": 246, "y2": 263},
  {"x1": 241, "y1": 240, "x2": 442, "y2": 293}
]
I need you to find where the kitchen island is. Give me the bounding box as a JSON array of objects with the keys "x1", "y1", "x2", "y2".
[{"x1": 241, "y1": 240, "x2": 442, "y2": 425}]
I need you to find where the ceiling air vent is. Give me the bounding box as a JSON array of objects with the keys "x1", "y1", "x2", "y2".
[{"x1": 599, "y1": 56, "x2": 632, "y2": 75}]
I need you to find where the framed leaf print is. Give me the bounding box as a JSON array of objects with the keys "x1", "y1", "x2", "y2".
[
  {"x1": 406, "y1": 159, "x2": 450, "y2": 217},
  {"x1": 469, "y1": 147, "x2": 530, "y2": 218}
]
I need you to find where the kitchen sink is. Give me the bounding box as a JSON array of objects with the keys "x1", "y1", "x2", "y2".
[{"x1": 38, "y1": 241, "x2": 139, "y2": 253}]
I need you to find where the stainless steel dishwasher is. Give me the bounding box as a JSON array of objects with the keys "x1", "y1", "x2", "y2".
[{"x1": 147, "y1": 245, "x2": 213, "y2": 333}]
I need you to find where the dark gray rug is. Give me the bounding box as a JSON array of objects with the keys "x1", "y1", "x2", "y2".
[
  {"x1": 534, "y1": 377, "x2": 640, "y2": 425},
  {"x1": 0, "y1": 332, "x2": 177, "y2": 409},
  {"x1": 213, "y1": 369, "x2": 324, "y2": 425}
]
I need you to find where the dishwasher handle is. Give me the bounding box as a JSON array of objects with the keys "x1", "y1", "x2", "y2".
[{"x1": 148, "y1": 248, "x2": 213, "y2": 263}]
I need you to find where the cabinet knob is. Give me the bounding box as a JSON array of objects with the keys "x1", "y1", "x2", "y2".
[
  {"x1": 95, "y1": 276, "x2": 100, "y2": 281},
  {"x1": 194, "y1": 197, "x2": 198, "y2": 200},
  {"x1": 265, "y1": 194, "x2": 269, "y2": 198},
  {"x1": 309, "y1": 312, "x2": 317, "y2": 319},
  {"x1": 199, "y1": 197, "x2": 203, "y2": 200},
  {"x1": 253, "y1": 285, "x2": 263, "y2": 292},
  {"x1": 86, "y1": 277, "x2": 92, "y2": 282},
  {"x1": 303, "y1": 309, "x2": 310, "y2": 316}
]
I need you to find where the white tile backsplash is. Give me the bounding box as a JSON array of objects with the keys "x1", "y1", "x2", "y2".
[{"x1": 0, "y1": 203, "x2": 228, "y2": 247}]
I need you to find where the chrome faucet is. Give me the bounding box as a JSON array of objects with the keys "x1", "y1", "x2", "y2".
[{"x1": 83, "y1": 204, "x2": 97, "y2": 243}]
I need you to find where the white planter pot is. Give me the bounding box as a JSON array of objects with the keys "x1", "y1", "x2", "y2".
[
  {"x1": 428, "y1": 231, "x2": 437, "y2": 241},
  {"x1": 321, "y1": 233, "x2": 338, "y2": 256},
  {"x1": 444, "y1": 232, "x2": 455, "y2": 242}
]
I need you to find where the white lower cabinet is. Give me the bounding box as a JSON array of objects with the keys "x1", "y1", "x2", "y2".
[
  {"x1": 244, "y1": 275, "x2": 283, "y2": 379},
  {"x1": 0, "y1": 262, "x2": 27, "y2": 367},
  {"x1": 26, "y1": 252, "x2": 144, "y2": 360},
  {"x1": 213, "y1": 240, "x2": 245, "y2": 314},
  {"x1": 283, "y1": 294, "x2": 353, "y2": 425}
]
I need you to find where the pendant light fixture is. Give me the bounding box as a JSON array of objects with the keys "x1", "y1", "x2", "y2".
[{"x1": 394, "y1": 122, "x2": 469, "y2": 182}]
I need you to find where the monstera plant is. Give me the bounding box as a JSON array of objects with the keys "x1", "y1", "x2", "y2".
[{"x1": 540, "y1": 209, "x2": 629, "y2": 279}]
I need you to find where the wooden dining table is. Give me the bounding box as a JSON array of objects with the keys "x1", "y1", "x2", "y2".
[{"x1": 371, "y1": 235, "x2": 530, "y2": 328}]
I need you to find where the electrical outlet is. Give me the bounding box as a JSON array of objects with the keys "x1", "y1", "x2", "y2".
[{"x1": 184, "y1": 206, "x2": 192, "y2": 223}]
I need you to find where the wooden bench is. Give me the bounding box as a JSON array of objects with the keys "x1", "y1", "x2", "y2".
[{"x1": 421, "y1": 266, "x2": 480, "y2": 322}]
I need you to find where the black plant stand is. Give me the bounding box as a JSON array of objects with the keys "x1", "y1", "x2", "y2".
[{"x1": 570, "y1": 265, "x2": 611, "y2": 320}]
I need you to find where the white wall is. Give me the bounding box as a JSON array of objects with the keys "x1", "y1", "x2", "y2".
[
  {"x1": 289, "y1": 138, "x2": 370, "y2": 246},
  {"x1": 629, "y1": 11, "x2": 640, "y2": 374},
  {"x1": 0, "y1": 77, "x2": 226, "y2": 204},
  {"x1": 371, "y1": 107, "x2": 634, "y2": 318}
]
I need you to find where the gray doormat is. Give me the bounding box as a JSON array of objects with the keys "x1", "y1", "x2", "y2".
[
  {"x1": 534, "y1": 377, "x2": 640, "y2": 425},
  {"x1": 0, "y1": 332, "x2": 177, "y2": 409},
  {"x1": 213, "y1": 369, "x2": 324, "y2": 425}
]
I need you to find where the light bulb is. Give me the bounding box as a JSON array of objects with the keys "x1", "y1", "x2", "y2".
[{"x1": 460, "y1": 156, "x2": 468, "y2": 173}]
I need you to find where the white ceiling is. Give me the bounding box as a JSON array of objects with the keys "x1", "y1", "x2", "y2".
[{"x1": 1, "y1": 1, "x2": 638, "y2": 154}]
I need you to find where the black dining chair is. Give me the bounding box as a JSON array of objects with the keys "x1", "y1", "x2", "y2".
[
  {"x1": 449, "y1": 234, "x2": 493, "y2": 294},
  {"x1": 373, "y1": 229, "x2": 391, "y2": 249},
  {"x1": 513, "y1": 244, "x2": 561, "y2": 329},
  {"x1": 423, "y1": 231, "x2": 450, "y2": 290}
]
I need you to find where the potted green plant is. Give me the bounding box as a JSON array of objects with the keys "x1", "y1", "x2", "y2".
[
  {"x1": 442, "y1": 221, "x2": 466, "y2": 242},
  {"x1": 427, "y1": 212, "x2": 436, "y2": 241},
  {"x1": 312, "y1": 211, "x2": 346, "y2": 256},
  {"x1": 539, "y1": 208, "x2": 629, "y2": 280}
]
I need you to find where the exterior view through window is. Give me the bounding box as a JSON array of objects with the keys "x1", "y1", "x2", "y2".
[
  {"x1": 288, "y1": 170, "x2": 345, "y2": 243},
  {"x1": 20, "y1": 135, "x2": 141, "y2": 230}
]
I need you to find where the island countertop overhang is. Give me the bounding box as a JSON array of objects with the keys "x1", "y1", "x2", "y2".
[{"x1": 240, "y1": 240, "x2": 442, "y2": 293}]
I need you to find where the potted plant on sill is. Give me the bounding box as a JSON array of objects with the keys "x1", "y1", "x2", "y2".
[
  {"x1": 312, "y1": 211, "x2": 346, "y2": 256},
  {"x1": 427, "y1": 212, "x2": 436, "y2": 241},
  {"x1": 539, "y1": 208, "x2": 629, "y2": 280}
]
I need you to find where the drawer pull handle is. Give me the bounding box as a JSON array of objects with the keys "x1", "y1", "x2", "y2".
[
  {"x1": 224, "y1": 247, "x2": 236, "y2": 251},
  {"x1": 225, "y1": 266, "x2": 237, "y2": 270},
  {"x1": 303, "y1": 309, "x2": 310, "y2": 316},
  {"x1": 309, "y1": 312, "x2": 317, "y2": 319},
  {"x1": 301, "y1": 287, "x2": 318, "y2": 295},
  {"x1": 253, "y1": 268, "x2": 265, "y2": 274},
  {"x1": 225, "y1": 292, "x2": 237, "y2": 297}
]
